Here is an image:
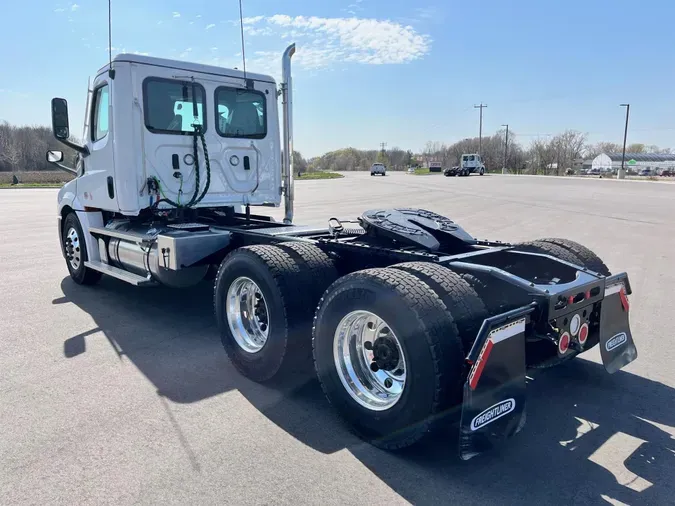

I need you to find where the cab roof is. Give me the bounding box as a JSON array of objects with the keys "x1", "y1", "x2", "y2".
[{"x1": 100, "y1": 53, "x2": 277, "y2": 85}]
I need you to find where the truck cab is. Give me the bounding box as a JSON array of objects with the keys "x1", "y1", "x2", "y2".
[
  {"x1": 460, "y1": 154, "x2": 486, "y2": 175},
  {"x1": 444, "y1": 153, "x2": 486, "y2": 177},
  {"x1": 50, "y1": 53, "x2": 284, "y2": 218}
]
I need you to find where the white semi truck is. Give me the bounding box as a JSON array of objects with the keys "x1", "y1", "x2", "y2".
[
  {"x1": 47, "y1": 44, "x2": 637, "y2": 459},
  {"x1": 444, "y1": 154, "x2": 486, "y2": 177}
]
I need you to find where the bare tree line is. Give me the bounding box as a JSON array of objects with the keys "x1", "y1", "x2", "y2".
[
  {"x1": 304, "y1": 147, "x2": 415, "y2": 173},
  {"x1": 0, "y1": 122, "x2": 79, "y2": 172},
  {"x1": 306, "y1": 129, "x2": 672, "y2": 175},
  {"x1": 1, "y1": 122, "x2": 671, "y2": 176}
]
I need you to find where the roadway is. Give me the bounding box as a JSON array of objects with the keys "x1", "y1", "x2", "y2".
[{"x1": 1, "y1": 171, "x2": 674, "y2": 505}]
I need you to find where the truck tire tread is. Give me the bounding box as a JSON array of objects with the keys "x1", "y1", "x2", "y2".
[
  {"x1": 276, "y1": 242, "x2": 338, "y2": 306},
  {"x1": 390, "y1": 262, "x2": 488, "y2": 351},
  {"x1": 514, "y1": 239, "x2": 582, "y2": 266},
  {"x1": 312, "y1": 267, "x2": 464, "y2": 450},
  {"x1": 535, "y1": 237, "x2": 611, "y2": 276}
]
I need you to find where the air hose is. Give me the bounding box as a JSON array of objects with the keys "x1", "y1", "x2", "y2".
[{"x1": 153, "y1": 79, "x2": 211, "y2": 210}]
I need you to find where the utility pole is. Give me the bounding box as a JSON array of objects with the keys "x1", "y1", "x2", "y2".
[
  {"x1": 501, "y1": 124, "x2": 509, "y2": 174},
  {"x1": 378, "y1": 142, "x2": 387, "y2": 165},
  {"x1": 474, "y1": 103, "x2": 487, "y2": 155},
  {"x1": 619, "y1": 104, "x2": 630, "y2": 180}
]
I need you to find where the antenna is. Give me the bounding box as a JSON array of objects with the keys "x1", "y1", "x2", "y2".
[
  {"x1": 238, "y1": 0, "x2": 247, "y2": 82},
  {"x1": 108, "y1": 0, "x2": 115, "y2": 78}
]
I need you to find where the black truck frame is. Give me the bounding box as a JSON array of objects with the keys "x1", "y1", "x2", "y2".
[{"x1": 81, "y1": 206, "x2": 637, "y2": 460}]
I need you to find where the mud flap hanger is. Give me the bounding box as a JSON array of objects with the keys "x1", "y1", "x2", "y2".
[{"x1": 459, "y1": 302, "x2": 537, "y2": 461}]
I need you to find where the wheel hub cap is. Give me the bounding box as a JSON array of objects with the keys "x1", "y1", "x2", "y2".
[
  {"x1": 226, "y1": 276, "x2": 270, "y2": 354},
  {"x1": 372, "y1": 336, "x2": 400, "y2": 371},
  {"x1": 65, "y1": 227, "x2": 81, "y2": 270},
  {"x1": 333, "y1": 310, "x2": 406, "y2": 411}
]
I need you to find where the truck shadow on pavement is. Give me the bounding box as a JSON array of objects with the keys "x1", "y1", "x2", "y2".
[{"x1": 58, "y1": 276, "x2": 675, "y2": 506}]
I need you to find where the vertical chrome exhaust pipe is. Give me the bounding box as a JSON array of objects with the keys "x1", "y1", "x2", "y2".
[{"x1": 281, "y1": 43, "x2": 296, "y2": 224}]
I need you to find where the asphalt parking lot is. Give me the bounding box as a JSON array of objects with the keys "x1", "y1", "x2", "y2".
[{"x1": 1, "y1": 172, "x2": 674, "y2": 505}]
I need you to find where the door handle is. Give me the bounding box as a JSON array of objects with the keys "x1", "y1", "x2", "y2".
[{"x1": 243, "y1": 156, "x2": 250, "y2": 171}]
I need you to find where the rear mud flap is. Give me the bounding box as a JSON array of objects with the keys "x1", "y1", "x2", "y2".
[
  {"x1": 599, "y1": 282, "x2": 637, "y2": 374},
  {"x1": 459, "y1": 305, "x2": 535, "y2": 461}
]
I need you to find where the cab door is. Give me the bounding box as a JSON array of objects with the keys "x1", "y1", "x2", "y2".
[
  {"x1": 77, "y1": 74, "x2": 118, "y2": 209},
  {"x1": 212, "y1": 85, "x2": 269, "y2": 195}
]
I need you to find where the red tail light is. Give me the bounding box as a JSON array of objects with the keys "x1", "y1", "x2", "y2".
[{"x1": 558, "y1": 332, "x2": 570, "y2": 354}]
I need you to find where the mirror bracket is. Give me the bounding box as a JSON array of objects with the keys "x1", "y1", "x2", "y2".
[{"x1": 51, "y1": 97, "x2": 89, "y2": 155}]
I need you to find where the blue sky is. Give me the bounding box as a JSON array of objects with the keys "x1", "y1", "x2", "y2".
[{"x1": 1, "y1": 0, "x2": 674, "y2": 157}]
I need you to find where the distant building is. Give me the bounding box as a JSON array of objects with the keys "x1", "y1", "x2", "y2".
[{"x1": 591, "y1": 153, "x2": 675, "y2": 174}]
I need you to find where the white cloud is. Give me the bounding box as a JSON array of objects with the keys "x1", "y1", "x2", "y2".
[
  {"x1": 239, "y1": 14, "x2": 431, "y2": 69},
  {"x1": 71, "y1": 3, "x2": 79, "y2": 11},
  {"x1": 242, "y1": 15, "x2": 264, "y2": 25},
  {"x1": 413, "y1": 7, "x2": 445, "y2": 24},
  {"x1": 196, "y1": 14, "x2": 202, "y2": 18},
  {"x1": 54, "y1": 8, "x2": 65, "y2": 13},
  {"x1": 206, "y1": 23, "x2": 215, "y2": 30},
  {"x1": 0, "y1": 89, "x2": 30, "y2": 98},
  {"x1": 173, "y1": 12, "x2": 181, "y2": 18},
  {"x1": 243, "y1": 25, "x2": 273, "y2": 36}
]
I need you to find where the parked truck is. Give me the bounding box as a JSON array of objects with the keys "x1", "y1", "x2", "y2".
[
  {"x1": 47, "y1": 44, "x2": 637, "y2": 460},
  {"x1": 444, "y1": 153, "x2": 486, "y2": 177}
]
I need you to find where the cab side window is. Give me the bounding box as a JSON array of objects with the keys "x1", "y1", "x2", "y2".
[{"x1": 91, "y1": 84, "x2": 109, "y2": 142}]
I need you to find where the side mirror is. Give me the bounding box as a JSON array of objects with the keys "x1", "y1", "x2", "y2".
[
  {"x1": 45, "y1": 149, "x2": 76, "y2": 175},
  {"x1": 51, "y1": 98, "x2": 70, "y2": 140},
  {"x1": 46, "y1": 150, "x2": 64, "y2": 163}
]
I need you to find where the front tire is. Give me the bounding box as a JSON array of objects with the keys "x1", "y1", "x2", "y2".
[
  {"x1": 313, "y1": 268, "x2": 464, "y2": 450},
  {"x1": 62, "y1": 212, "x2": 102, "y2": 286}
]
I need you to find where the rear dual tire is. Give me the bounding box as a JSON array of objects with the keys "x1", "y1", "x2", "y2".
[
  {"x1": 214, "y1": 243, "x2": 337, "y2": 382},
  {"x1": 313, "y1": 264, "x2": 485, "y2": 450},
  {"x1": 216, "y1": 252, "x2": 485, "y2": 450}
]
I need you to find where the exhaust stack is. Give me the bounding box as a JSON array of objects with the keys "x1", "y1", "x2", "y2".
[{"x1": 281, "y1": 43, "x2": 296, "y2": 224}]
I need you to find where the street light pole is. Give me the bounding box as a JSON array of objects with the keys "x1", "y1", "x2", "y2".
[
  {"x1": 474, "y1": 103, "x2": 487, "y2": 155},
  {"x1": 619, "y1": 104, "x2": 630, "y2": 180},
  {"x1": 501, "y1": 124, "x2": 509, "y2": 174}
]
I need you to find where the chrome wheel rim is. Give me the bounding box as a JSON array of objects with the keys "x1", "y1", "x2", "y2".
[
  {"x1": 64, "y1": 226, "x2": 82, "y2": 271},
  {"x1": 226, "y1": 276, "x2": 270, "y2": 353},
  {"x1": 333, "y1": 310, "x2": 406, "y2": 411}
]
